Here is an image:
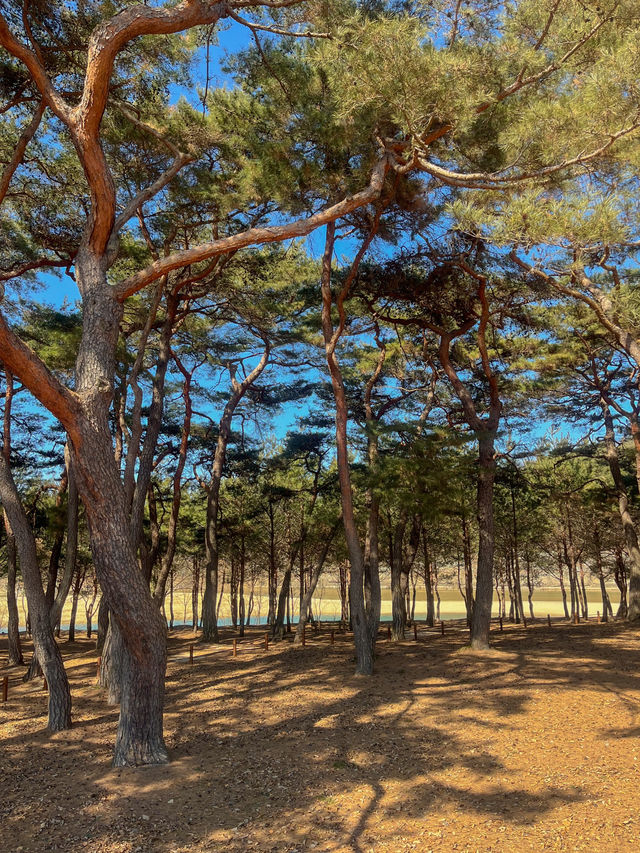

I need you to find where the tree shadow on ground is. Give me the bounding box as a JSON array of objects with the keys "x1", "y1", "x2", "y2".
[{"x1": 1, "y1": 617, "x2": 639, "y2": 852}]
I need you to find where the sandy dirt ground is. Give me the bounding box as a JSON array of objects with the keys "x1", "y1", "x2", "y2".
[{"x1": 1, "y1": 618, "x2": 640, "y2": 853}]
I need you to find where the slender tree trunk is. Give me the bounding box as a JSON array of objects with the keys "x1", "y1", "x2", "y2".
[
  {"x1": 129, "y1": 295, "x2": 176, "y2": 552},
  {"x1": 614, "y1": 547, "x2": 628, "y2": 618},
  {"x1": 202, "y1": 348, "x2": 269, "y2": 643},
  {"x1": 601, "y1": 400, "x2": 640, "y2": 621},
  {"x1": 267, "y1": 501, "x2": 278, "y2": 626},
  {"x1": 294, "y1": 523, "x2": 338, "y2": 644},
  {"x1": 230, "y1": 551, "x2": 238, "y2": 630},
  {"x1": 273, "y1": 561, "x2": 294, "y2": 641},
  {"x1": 44, "y1": 470, "x2": 69, "y2": 609},
  {"x1": 557, "y1": 546, "x2": 570, "y2": 619},
  {"x1": 96, "y1": 596, "x2": 109, "y2": 653},
  {"x1": 578, "y1": 558, "x2": 588, "y2": 620},
  {"x1": 423, "y1": 529, "x2": 435, "y2": 627},
  {"x1": 593, "y1": 526, "x2": 612, "y2": 622},
  {"x1": 153, "y1": 361, "x2": 192, "y2": 607},
  {"x1": 216, "y1": 568, "x2": 226, "y2": 621},
  {"x1": 390, "y1": 519, "x2": 407, "y2": 640},
  {"x1": 524, "y1": 550, "x2": 534, "y2": 619},
  {"x1": 511, "y1": 484, "x2": 525, "y2": 622},
  {"x1": 239, "y1": 536, "x2": 245, "y2": 638},
  {"x1": 3, "y1": 373, "x2": 24, "y2": 665},
  {"x1": 320, "y1": 221, "x2": 374, "y2": 673},
  {"x1": 470, "y1": 432, "x2": 496, "y2": 650},
  {"x1": 630, "y1": 413, "x2": 640, "y2": 497},
  {"x1": 506, "y1": 555, "x2": 515, "y2": 621},
  {"x1": 0, "y1": 453, "x2": 71, "y2": 731},
  {"x1": 191, "y1": 555, "x2": 199, "y2": 633},
  {"x1": 457, "y1": 549, "x2": 468, "y2": 618},
  {"x1": 168, "y1": 568, "x2": 174, "y2": 630},
  {"x1": 67, "y1": 566, "x2": 85, "y2": 643},
  {"x1": 513, "y1": 548, "x2": 525, "y2": 625},
  {"x1": 339, "y1": 562, "x2": 349, "y2": 628},
  {"x1": 6, "y1": 526, "x2": 23, "y2": 664},
  {"x1": 51, "y1": 453, "x2": 79, "y2": 633}
]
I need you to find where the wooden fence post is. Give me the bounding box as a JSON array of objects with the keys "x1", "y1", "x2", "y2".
[
  {"x1": 330, "y1": 630, "x2": 335, "y2": 645},
  {"x1": 233, "y1": 639, "x2": 237, "y2": 658},
  {"x1": 547, "y1": 614, "x2": 551, "y2": 628},
  {"x1": 2, "y1": 675, "x2": 8, "y2": 702},
  {"x1": 264, "y1": 632, "x2": 269, "y2": 651},
  {"x1": 413, "y1": 623, "x2": 418, "y2": 642},
  {"x1": 440, "y1": 620, "x2": 445, "y2": 636},
  {"x1": 189, "y1": 644, "x2": 194, "y2": 665},
  {"x1": 302, "y1": 625, "x2": 306, "y2": 647}
]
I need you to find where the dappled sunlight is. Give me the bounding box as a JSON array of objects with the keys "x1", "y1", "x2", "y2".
[{"x1": 3, "y1": 619, "x2": 640, "y2": 850}]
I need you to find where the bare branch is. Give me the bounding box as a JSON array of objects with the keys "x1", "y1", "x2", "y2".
[
  {"x1": 0, "y1": 311, "x2": 83, "y2": 443},
  {"x1": 0, "y1": 99, "x2": 45, "y2": 206},
  {"x1": 113, "y1": 152, "x2": 193, "y2": 235},
  {"x1": 228, "y1": 9, "x2": 330, "y2": 38},
  {"x1": 0, "y1": 257, "x2": 71, "y2": 282},
  {"x1": 415, "y1": 119, "x2": 640, "y2": 189}
]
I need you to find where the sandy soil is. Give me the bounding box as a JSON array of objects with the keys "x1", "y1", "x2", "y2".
[{"x1": 2, "y1": 618, "x2": 640, "y2": 853}]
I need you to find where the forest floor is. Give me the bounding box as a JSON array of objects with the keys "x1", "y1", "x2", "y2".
[{"x1": 2, "y1": 618, "x2": 640, "y2": 852}]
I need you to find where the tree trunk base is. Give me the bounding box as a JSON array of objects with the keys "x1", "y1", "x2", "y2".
[{"x1": 113, "y1": 734, "x2": 169, "y2": 767}]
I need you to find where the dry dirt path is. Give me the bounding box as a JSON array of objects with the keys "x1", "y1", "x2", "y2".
[{"x1": 1, "y1": 619, "x2": 640, "y2": 852}]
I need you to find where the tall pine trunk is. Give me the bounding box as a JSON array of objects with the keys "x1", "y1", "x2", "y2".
[
  {"x1": 470, "y1": 432, "x2": 496, "y2": 650},
  {"x1": 601, "y1": 401, "x2": 640, "y2": 621},
  {"x1": 0, "y1": 453, "x2": 71, "y2": 730},
  {"x1": 72, "y1": 252, "x2": 167, "y2": 766}
]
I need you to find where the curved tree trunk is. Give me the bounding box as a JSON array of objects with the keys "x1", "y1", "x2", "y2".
[
  {"x1": 0, "y1": 453, "x2": 71, "y2": 731},
  {"x1": 614, "y1": 547, "x2": 628, "y2": 618}
]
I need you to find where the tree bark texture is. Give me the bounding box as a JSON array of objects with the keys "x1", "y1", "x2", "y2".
[
  {"x1": 71, "y1": 253, "x2": 168, "y2": 765},
  {"x1": 0, "y1": 453, "x2": 71, "y2": 730},
  {"x1": 601, "y1": 401, "x2": 640, "y2": 621}
]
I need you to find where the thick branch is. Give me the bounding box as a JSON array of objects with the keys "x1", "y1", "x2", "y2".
[
  {"x1": 0, "y1": 312, "x2": 83, "y2": 443},
  {"x1": 115, "y1": 156, "x2": 389, "y2": 300}
]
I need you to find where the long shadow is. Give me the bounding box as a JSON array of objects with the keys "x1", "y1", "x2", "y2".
[{"x1": 2, "y1": 619, "x2": 640, "y2": 852}]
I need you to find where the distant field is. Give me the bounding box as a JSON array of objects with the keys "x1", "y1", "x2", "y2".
[{"x1": 0, "y1": 579, "x2": 621, "y2": 632}]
